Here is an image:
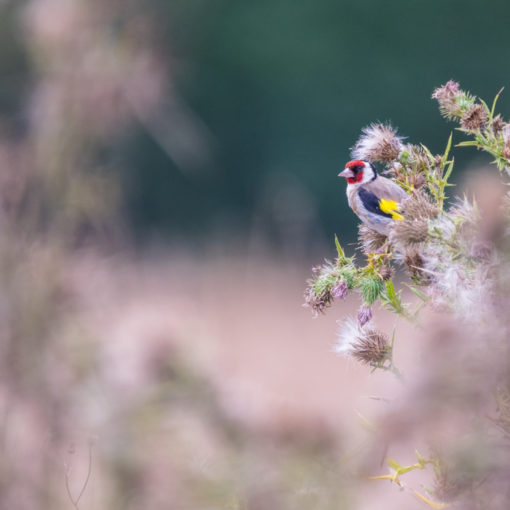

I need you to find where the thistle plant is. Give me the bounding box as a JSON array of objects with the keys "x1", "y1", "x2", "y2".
[
  {"x1": 304, "y1": 81, "x2": 510, "y2": 509},
  {"x1": 305, "y1": 81, "x2": 510, "y2": 343}
]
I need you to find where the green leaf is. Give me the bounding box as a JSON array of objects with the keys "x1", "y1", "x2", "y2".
[
  {"x1": 381, "y1": 280, "x2": 409, "y2": 318},
  {"x1": 385, "y1": 280, "x2": 396, "y2": 300},
  {"x1": 456, "y1": 141, "x2": 479, "y2": 147},
  {"x1": 443, "y1": 158, "x2": 454, "y2": 182},
  {"x1": 387, "y1": 458, "x2": 403, "y2": 471},
  {"x1": 478, "y1": 98, "x2": 491, "y2": 116},
  {"x1": 476, "y1": 131, "x2": 489, "y2": 145},
  {"x1": 490, "y1": 87, "x2": 504, "y2": 121},
  {"x1": 420, "y1": 144, "x2": 434, "y2": 161},
  {"x1": 415, "y1": 450, "x2": 429, "y2": 468},
  {"x1": 398, "y1": 464, "x2": 420, "y2": 475},
  {"x1": 334, "y1": 234, "x2": 345, "y2": 260},
  {"x1": 485, "y1": 147, "x2": 502, "y2": 158},
  {"x1": 406, "y1": 284, "x2": 429, "y2": 302},
  {"x1": 443, "y1": 133, "x2": 453, "y2": 160}
]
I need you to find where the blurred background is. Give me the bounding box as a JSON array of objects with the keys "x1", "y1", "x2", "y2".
[
  {"x1": 2, "y1": 0, "x2": 510, "y2": 249},
  {"x1": 0, "y1": 0, "x2": 509, "y2": 508}
]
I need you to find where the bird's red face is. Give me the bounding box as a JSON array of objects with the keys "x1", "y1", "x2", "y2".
[{"x1": 338, "y1": 160, "x2": 366, "y2": 184}]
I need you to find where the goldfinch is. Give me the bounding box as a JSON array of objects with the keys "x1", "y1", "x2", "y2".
[{"x1": 338, "y1": 160, "x2": 407, "y2": 236}]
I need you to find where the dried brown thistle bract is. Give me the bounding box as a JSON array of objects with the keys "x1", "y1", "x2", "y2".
[
  {"x1": 404, "y1": 250, "x2": 427, "y2": 280},
  {"x1": 351, "y1": 329, "x2": 389, "y2": 365},
  {"x1": 303, "y1": 286, "x2": 332, "y2": 316},
  {"x1": 503, "y1": 125, "x2": 510, "y2": 159},
  {"x1": 410, "y1": 172, "x2": 427, "y2": 189},
  {"x1": 378, "y1": 265, "x2": 394, "y2": 281},
  {"x1": 491, "y1": 114, "x2": 505, "y2": 134},
  {"x1": 461, "y1": 104, "x2": 488, "y2": 131}
]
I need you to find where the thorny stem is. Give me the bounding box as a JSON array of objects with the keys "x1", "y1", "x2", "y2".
[
  {"x1": 374, "y1": 358, "x2": 404, "y2": 383},
  {"x1": 306, "y1": 84, "x2": 510, "y2": 379},
  {"x1": 305, "y1": 82, "x2": 510, "y2": 510},
  {"x1": 389, "y1": 363, "x2": 404, "y2": 382},
  {"x1": 370, "y1": 452, "x2": 451, "y2": 509}
]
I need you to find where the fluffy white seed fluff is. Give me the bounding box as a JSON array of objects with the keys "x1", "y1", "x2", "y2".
[{"x1": 334, "y1": 317, "x2": 363, "y2": 358}]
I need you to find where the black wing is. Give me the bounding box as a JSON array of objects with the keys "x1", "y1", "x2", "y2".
[{"x1": 357, "y1": 188, "x2": 393, "y2": 219}]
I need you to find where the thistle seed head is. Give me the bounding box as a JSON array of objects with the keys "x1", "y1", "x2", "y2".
[
  {"x1": 502, "y1": 124, "x2": 510, "y2": 151},
  {"x1": 335, "y1": 318, "x2": 390, "y2": 366},
  {"x1": 390, "y1": 192, "x2": 437, "y2": 247},
  {"x1": 491, "y1": 114, "x2": 505, "y2": 134},
  {"x1": 351, "y1": 329, "x2": 390, "y2": 365},
  {"x1": 351, "y1": 123, "x2": 404, "y2": 163},
  {"x1": 379, "y1": 265, "x2": 394, "y2": 281},
  {"x1": 358, "y1": 224, "x2": 387, "y2": 255},
  {"x1": 461, "y1": 104, "x2": 488, "y2": 131},
  {"x1": 409, "y1": 172, "x2": 427, "y2": 190},
  {"x1": 402, "y1": 190, "x2": 439, "y2": 221},
  {"x1": 404, "y1": 250, "x2": 427, "y2": 279},
  {"x1": 390, "y1": 218, "x2": 429, "y2": 246}
]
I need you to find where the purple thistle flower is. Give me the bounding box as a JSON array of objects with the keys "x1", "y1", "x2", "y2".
[
  {"x1": 331, "y1": 280, "x2": 348, "y2": 300},
  {"x1": 432, "y1": 80, "x2": 472, "y2": 120},
  {"x1": 431, "y1": 80, "x2": 460, "y2": 100},
  {"x1": 357, "y1": 305, "x2": 373, "y2": 326}
]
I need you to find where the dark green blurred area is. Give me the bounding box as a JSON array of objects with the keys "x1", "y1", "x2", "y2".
[{"x1": 2, "y1": 0, "x2": 510, "y2": 246}]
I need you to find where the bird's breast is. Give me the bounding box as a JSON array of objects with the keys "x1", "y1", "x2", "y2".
[{"x1": 347, "y1": 186, "x2": 361, "y2": 216}]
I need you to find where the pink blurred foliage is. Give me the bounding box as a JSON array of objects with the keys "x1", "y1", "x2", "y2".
[
  {"x1": 0, "y1": 2, "x2": 363, "y2": 509},
  {"x1": 3, "y1": 3, "x2": 510, "y2": 509}
]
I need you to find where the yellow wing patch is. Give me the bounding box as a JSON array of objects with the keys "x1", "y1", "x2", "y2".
[{"x1": 379, "y1": 199, "x2": 403, "y2": 220}]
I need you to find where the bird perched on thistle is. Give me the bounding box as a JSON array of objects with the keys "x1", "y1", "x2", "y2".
[{"x1": 338, "y1": 160, "x2": 407, "y2": 236}]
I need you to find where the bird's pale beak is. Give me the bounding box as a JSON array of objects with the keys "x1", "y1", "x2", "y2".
[{"x1": 338, "y1": 168, "x2": 355, "y2": 178}]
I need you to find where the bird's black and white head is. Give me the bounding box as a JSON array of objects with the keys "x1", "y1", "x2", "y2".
[{"x1": 338, "y1": 160, "x2": 377, "y2": 186}]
